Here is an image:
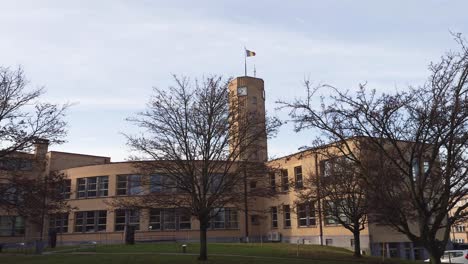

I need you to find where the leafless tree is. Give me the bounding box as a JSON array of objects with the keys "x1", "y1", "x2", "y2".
[
  {"x1": 118, "y1": 75, "x2": 280, "y2": 260},
  {"x1": 278, "y1": 35, "x2": 468, "y2": 264},
  {"x1": 295, "y1": 149, "x2": 368, "y2": 257},
  {"x1": 0, "y1": 66, "x2": 68, "y2": 252}
]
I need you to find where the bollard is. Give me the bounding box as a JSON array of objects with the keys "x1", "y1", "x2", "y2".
[{"x1": 181, "y1": 244, "x2": 187, "y2": 253}]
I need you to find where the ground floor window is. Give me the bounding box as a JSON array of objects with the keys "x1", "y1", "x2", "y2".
[
  {"x1": 271, "y1": 207, "x2": 278, "y2": 228},
  {"x1": 49, "y1": 213, "x2": 69, "y2": 233},
  {"x1": 283, "y1": 205, "x2": 291, "y2": 228},
  {"x1": 115, "y1": 209, "x2": 140, "y2": 231},
  {"x1": 74, "y1": 211, "x2": 106, "y2": 232},
  {"x1": 297, "y1": 203, "x2": 315, "y2": 227},
  {"x1": 149, "y1": 208, "x2": 191, "y2": 231},
  {"x1": 325, "y1": 238, "x2": 333, "y2": 245},
  {"x1": 209, "y1": 208, "x2": 238, "y2": 229},
  {"x1": 0, "y1": 216, "x2": 24, "y2": 236}
]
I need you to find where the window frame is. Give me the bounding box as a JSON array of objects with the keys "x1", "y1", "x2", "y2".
[
  {"x1": 74, "y1": 210, "x2": 107, "y2": 233},
  {"x1": 76, "y1": 176, "x2": 108, "y2": 198},
  {"x1": 294, "y1": 166, "x2": 303, "y2": 189}
]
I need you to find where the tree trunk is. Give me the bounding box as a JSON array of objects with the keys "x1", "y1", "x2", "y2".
[
  {"x1": 429, "y1": 253, "x2": 442, "y2": 264},
  {"x1": 353, "y1": 229, "x2": 361, "y2": 257},
  {"x1": 199, "y1": 224, "x2": 208, "y2": 261}
]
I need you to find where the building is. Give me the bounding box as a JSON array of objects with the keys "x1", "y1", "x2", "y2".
[{"x1": 0, "y1": 76, "x2": 433, "y2": 260}]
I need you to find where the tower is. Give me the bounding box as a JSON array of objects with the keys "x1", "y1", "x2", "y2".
[{"x1": 228, "y1": 76, "x2": 268, "y2": 162}]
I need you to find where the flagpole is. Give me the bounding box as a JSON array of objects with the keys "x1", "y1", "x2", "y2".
[{"x1": 244, "y1": 47, "x2": 247, "y2": 76}]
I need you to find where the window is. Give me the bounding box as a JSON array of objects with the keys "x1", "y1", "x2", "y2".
[
  {"x1": 297, "y1": 203, "x2": 315, "y2": 227},
  {"x1": 0, "y1": 158, "x2": 32, "y2": 171},
  {"x1": 454, "y1": 225, "x2": 466, "y2": 233},
  {"x1": 0, "y1": 216, "x2": 25, "y2": 236},
  {"x1": 269, "y1": 173, "x2": 276, "y2": 192},
  {"x1": 271, "y1": 207, "x2": 278, "y2": 228},
  {"x1": 350, "y1": 239, "x2": 355, "y2": 247},
  {"x1": 294, "y1": 166, "x2": 303, "y2": 188},
  {"x1": 74, "y1": 211, "x2": 106, "y2": 232},
  {"x1": 209, "y1": 208, "x2": 239, "y2": 229},
  {"x1": 77, "y1": 176, "x2": 108, "y2": 198},
  {"x1": 49, "y1": 213, "x2": 69, "y2": 233},
  {"x1": 152, "y1": 208, "x2": 192, "y2": 231},
  {"x1": 60, "y1": 179, "x2": 71, "y2": 199},
  {"x1": 117, "y1": 175, "x2": 142, "y2": 195},
  {"x1": 149, "y1": 209, "x2": 161, "y2": 230},
  {"x1": 326, "y1": 239, "x2": 333, "y2": 246},
  {"x1": 324, "y1": 200, "x2": 349, "y2": 225},
  {"x1": 150, "y1": 174, "x2": 178, "y2": 193},
  {"x1": 281, "y1": 169, "x2": 289, "y2": 191},
  {"x1": 453, "y1": 238, "x2": 465, "y2": 243},
  {"x1": 162, "y1": 209, "x2": 176, "y2": 230},
  {"x1": 115, "y1": 209, "x2": 140, "y2": 231},
  {"x1": 283, "y1": 205, "x2": 291, "y2": 228},
  {"x1": 322, "y1": 160, "x2": 333, "y2": 177}
]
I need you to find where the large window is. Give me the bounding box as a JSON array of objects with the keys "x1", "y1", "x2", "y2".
[
  {"x1": 0, "y1": 216, "x2": 25, "y2": 236},
  {"x1": 117, "y1": 175, "x2": 143, "y2": 195},
  {"x1": 281, "y1": 169, "x2": 289, "y2": 191},
  {"x1": 150, "y1": 174, "x2": 178, "y2": 193},
  {"x1": 209, "y1": 208, "x2": 238, "y2": 229},
  {"x1": 60, "y1": 179, "x2": 71, "y2": 199},
  {"x1": 149, "y1": 208, "x2": 191, "y2": 231},
  {"x1": 283, "y1": 205, "x2": 291, "y2": 228},
  {"x1": 269, "y1": 173, "x2": 276, "y2": 192},
  {"x1": 271, "y1": 206, "x2": 278, "y2": 228},
  {"x1": 324, "y1": 200, "x2": 349, "y2": 225},
  {"x1": 77, "y1": 176, "x2": 108, "y2": 198},
  {"x1": 74, "y1": 211, "x2": 106, "y2": 232},
  {"x1": 297, "y1": 203, "x2": 315, "y2": 227},
  {"x1": 114, "y1": 209, "x2": 140, "y2": 231},
  {"x1": 49, "y1": 213, "x2": 69, "y2": 233},
  {"x1": 294, "y1": 166, "x2": 303, "y2": 189}
]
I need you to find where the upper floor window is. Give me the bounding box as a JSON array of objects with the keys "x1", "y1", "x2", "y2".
[
  {"x1": 74, "y1": 211, "x2": 106, "y2": 232},
  {"x1": 281, "y1": 169, "x2": 289, "y2": 191},
  {"x1": 297, "y1": 202, "x2": 315, "y2": 227},
  {"x1": 117, "y1": 175, "x2": 142, "y2": 195},
  {"x1": 77, "y1": 176, "x2": 108, "y2": 198},
  {"x1": 269, "y1": 173, "x2": 276, "y2": 192},
  {"x1": 294, "y1": 166, "x2": 303, "y2": 189},
  {"x1": 0, "y1": 158, "x2": 32, "y2": 171},
  {"x1": 150, "y1": 174, "x2": 177, "y2": 193},
  {"x1": 59, "y1": 179, "x2": 71, "y2": 199}
]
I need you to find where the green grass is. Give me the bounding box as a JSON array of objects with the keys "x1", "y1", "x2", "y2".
[{"x1": 0, "y1": 242, "x2": 419, "y2": 264}]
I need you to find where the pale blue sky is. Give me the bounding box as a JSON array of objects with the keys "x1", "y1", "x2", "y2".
[{"x1": 1, "y1": 0, "x2": 467, "y2": 161}]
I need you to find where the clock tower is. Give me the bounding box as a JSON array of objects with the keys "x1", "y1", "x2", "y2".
[{"x1": 228, "y1": 76, "x2": 268, "y2": 162}]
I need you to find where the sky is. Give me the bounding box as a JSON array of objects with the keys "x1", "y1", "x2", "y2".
[{"x1": 1, "y1": 0, "x2": 467, "y2": 161}]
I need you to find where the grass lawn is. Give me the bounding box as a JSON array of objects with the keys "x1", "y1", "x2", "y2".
[{"x1": 0, "y1": 242, "x2": 420, "y2": 264}]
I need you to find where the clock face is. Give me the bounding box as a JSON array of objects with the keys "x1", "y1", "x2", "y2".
[{"x1": 237, "y1": 87, "x2": 247, "y2": 96}]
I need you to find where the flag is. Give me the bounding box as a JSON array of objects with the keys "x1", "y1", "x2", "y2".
[{"x1": 246, "y1": 49, "x2": 256, "y2": 57}]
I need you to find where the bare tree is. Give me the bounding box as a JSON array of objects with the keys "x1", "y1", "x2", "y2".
[
  {"x1": 119, "y1": 75, "x2": 280, "y2": 260},
  {"x1": 278, "y1": 35, "x2": 468, "y2": 264},
  {"x1": 295, "y1": 149, "x2": 368, "y2": 257},
  {"x1": 0, "y1": 66, "x2": 68, "y2": 252}
]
